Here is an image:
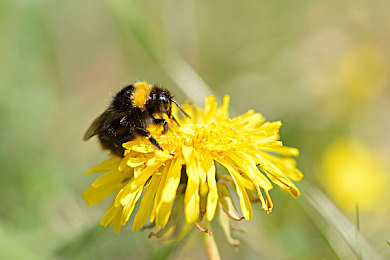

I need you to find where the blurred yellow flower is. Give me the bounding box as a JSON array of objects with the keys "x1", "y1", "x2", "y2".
[
  {"x1": 83, "y1": 95, "x2": 303, "y2": 233},
  {"x1": 322, "y1": 138, "x2": 388, "y2": 211}
]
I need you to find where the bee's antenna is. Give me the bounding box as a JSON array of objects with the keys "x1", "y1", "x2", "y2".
[{"x1": 171, "y1": 100, "x2": 191, "y2": 118}]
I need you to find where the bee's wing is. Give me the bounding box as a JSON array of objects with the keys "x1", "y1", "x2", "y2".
[{"x1": 83, "y1": 111, "x2": 107, "y2": 140}]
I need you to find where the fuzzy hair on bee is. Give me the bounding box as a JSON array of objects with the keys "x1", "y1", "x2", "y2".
[{"x1": 84, "y1": 81, "x2": 190, "y2": 157}]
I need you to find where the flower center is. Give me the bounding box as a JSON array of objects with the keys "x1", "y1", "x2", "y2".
[{"x1": 157, "y1": 122, "x2": 242, "y2": 153}]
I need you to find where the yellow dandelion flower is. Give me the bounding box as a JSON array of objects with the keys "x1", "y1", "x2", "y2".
[{"x1": 83, "y1": 95, "x2": 303, "y2": 233}]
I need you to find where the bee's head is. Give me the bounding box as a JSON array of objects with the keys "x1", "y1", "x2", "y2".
[{"x1": 147, "y1": 87, "x2": 173, "y2": 116}]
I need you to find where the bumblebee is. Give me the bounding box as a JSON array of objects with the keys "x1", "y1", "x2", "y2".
[{"x1": 84, "y1": 81, "x2": 189, "y2": 157}]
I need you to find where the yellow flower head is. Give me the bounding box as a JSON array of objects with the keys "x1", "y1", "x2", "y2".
[{"x1": 83, "y1": 95, "x2": 303, "y2": 233}]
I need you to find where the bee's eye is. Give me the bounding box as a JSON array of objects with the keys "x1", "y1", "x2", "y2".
[{"x1": 160, "y1": 95, "x2": 169, "y2": 104}]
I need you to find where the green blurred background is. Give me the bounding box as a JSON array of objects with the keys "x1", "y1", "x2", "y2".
[{"x1": 0, "y1": 0, "x2": 389, "y2": 259}]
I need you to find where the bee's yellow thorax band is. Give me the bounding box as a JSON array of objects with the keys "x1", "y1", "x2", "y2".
[{"x1": 132, "y1": 81, "x2": 152, "y2": 108}]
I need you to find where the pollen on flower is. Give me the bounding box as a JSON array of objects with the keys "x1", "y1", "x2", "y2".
[{"x1": 83, "y1": 95, "x2": 303, "y2": 236}]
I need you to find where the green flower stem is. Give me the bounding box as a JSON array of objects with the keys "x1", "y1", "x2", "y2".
[{"x1": 201, "y1": 222, "x2": 221, "y2": 260}]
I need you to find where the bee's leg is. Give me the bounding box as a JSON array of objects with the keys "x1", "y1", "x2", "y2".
[
  {"x1": 135, "y1": 127, "x2": 163, "y2": 151},
  {"x1": 170, "y1": 115, "x2": 180, "y2": 126},
  {"x1": 153, "y1": 118, "x2": 169, "y2": 133}
]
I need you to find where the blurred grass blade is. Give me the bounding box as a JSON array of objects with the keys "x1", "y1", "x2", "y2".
[
  {"x1": 356, "y1": 204, "x2": 362, "y2": 260},
  {"x1": 300, "y1": 181, "x2": 382, "y2": 260},
  {"x1": 105, "y1": 0, "x2": 213, "y2": 106}
]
